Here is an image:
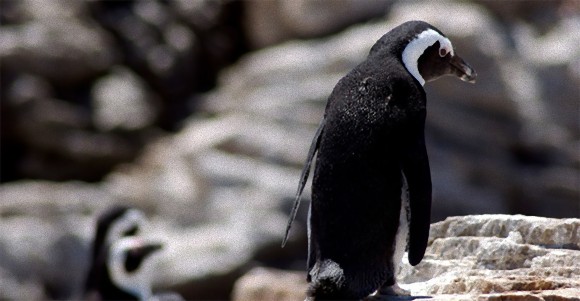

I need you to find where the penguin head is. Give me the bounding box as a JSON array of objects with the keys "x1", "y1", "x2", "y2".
[
  {"x1": 108, "y1": 237, "x2": 164, "y2": 300},
  {"x1": 102, "y1": 206, "x2": 148, "y2": 248},
  {"x1": 89, "y1": 206, "x2": 147, "y2": 274},
  {"x1": 415, "y1": 39, "x2": 477, "y2": 84},
  {"x1": 122, "y1": 240, "x2": 163, "y2": 274},
  {"x1": 85, "y1": 206, "x2": 150, "y2": 298},
  {"x1": 371, "y1": 20, "x2": 477, "y2": 86}
]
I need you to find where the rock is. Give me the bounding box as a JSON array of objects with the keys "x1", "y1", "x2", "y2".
[
  {"x1": 426, "y1": 215, "x2": 580, "y2": 250},
  {"x1": 91, "y1": 66, "x2": 158, "y2": 131},
  {"x1": 88, "y1": 0, "x2": 247, "y2": 129},
  {"x1": 0, "y1": 214, "x2": 93, "y2": 300},
  {"x1": 1, "y1": 88, "x2": 146, "y2": 181},
  {"x1": 0, "y1": 180, "x2": 114, "y2": 217},
  {"x1": 0, "y1": 0, "x2": 116, "y2": 84},
  {"x1": 398, "y1": 215, "x2": 580, "y2": 299},
  {"x1": 1, "y1": 0, "x2": 249, "y2": 182},
  {"x1": 0, "y1": 180, "x2": 117, "y2": 298},
  {"x1": 243, "y1": 0, "x2": 394, "y2": 48},
  {"x1": 231, "y1": 215, "x2": 580, "y2": 301},
  {"x1": 231, "y1": 267, "x2": 307, "y2": 301},
  {"x1": 0, "y1": 267, "x2": 45, "y2": 301},
  {"x1": 0, "y1": 3, "x2": 147, "y2": 181}
]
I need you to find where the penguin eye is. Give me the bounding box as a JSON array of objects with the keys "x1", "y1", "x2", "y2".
[{"x1": 439, "y1": 48, "x2": 448, "y2": 57}]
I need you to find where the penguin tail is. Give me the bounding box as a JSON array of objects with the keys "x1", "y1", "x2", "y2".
[
  {"x1": 307, "y1": 259, "x2": 352, "y2": 300},
  {"x1": 307, "y1": 278, "x2": 344, "y2": 300}
]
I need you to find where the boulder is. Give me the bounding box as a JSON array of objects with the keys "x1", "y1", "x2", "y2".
[
  {"x1": 0, "y1": 0, "x2": 116, "y2": 84},
  {"x1": 231, "y1": 267, "x2": 307, "y2": 301},
  {"x1": 0, "y1": 0, "x2": 248, "y2": 182},
  {"x1": 399, "y1": 215, "x2": 580, "y2": 300},
  {"x1": 232, "y1": 215, "x2": 580, "y2": 301},
  {"x1": 91, "y1": 67, "x2": 159, "y2": 131}
]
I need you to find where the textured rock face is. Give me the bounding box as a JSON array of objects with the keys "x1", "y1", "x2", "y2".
[
  {"x1": 232, "y1": 215, "x2": 580, "y2": 301},
  {"x1": 399, "y1": 215, "x2": 580, "y2": 300}
]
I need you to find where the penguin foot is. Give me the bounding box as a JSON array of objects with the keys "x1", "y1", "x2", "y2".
[{"x1": 377, "y1": 283, "x2": 411, "y2": 296}]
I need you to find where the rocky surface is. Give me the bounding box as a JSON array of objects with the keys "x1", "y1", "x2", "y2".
[
  {"x1": 232, "y1": 267, "x2": 307, "y2": 301},
  {"x1": 0, "y1": 0, "x2": 246, "y2": 182},
  {"x1": 398, "y1": 215, "x2": 580, "y2": 300},
  {"x1": 243, "y1": 0, "x2": 394, "y2": 48},
  {"x1": 0, "y1": 0, "x2": 578, "y2": 300},
  {"x1": 232, "y1": 215, "x2": 580, "y2": 301}
]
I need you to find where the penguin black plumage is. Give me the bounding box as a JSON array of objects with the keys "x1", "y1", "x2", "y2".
[{"x1": 282, "y1": 20, "x2": 476, "y2": 300}]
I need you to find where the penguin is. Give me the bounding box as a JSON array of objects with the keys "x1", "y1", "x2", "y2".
[
  {"x1": 282, "y1": 20, "x2": 476, "y2": 300},
  {"x1": 84, "y1": 205, "x2": 148, "y2": 300},
  {"x1": 108, "y1": 236, "x2": 184, "y2": 301}
]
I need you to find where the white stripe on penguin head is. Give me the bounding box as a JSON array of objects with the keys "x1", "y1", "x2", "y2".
[{"x1": 402, "y1": 29, "x2": 454, "y2": 86}]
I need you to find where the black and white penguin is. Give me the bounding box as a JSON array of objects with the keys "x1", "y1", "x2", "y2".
[
  {"x1": 283, "y1": 20, "x2": 476, "y2": 300},
  {"x1": 108, "y1": 236, "x2": 184, "y2": 301},
  {"x1": 84, "y1": 205, "x2": 148, "y2": 300}
]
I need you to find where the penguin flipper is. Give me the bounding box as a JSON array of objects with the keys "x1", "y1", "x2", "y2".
[
  {"x1": 281, "y1": 119, "x2": 325, "y2": 247},
  {"x1": 306, "y1": 201, "x2": 316, "y2": 282},
  {"x1": 402, "y1": 136, "x2": 432, "y2": 266}
]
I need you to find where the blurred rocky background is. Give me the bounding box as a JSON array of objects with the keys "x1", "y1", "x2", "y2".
[{"x1": 0, "y1": 0, "x2": 578, "y2": 300}]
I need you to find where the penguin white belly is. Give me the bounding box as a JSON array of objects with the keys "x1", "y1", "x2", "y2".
[
  {"x1": 376, "y1": 181, "x2": 411, "y2": 296},
  {"x1": 392, "y1": 180, "x2": 409, "y2": 277}
]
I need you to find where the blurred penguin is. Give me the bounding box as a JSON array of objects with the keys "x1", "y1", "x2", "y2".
[
  {"x1": 108, "y1": 236, "x2": 184, "y2": 301},
  {"x1": 84, "y1": 205, "x2": 147, "y2": 300}
]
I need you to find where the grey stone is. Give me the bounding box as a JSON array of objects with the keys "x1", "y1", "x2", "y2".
[
  {"x1": 0, "y1": 1, "x2": 116, "y2": 84},
  {"x1": 91, "y1": 67, "x2": 158, "y2": 131},
  {"x1": 231, "y1": 267, "x2": 307, "y2": 301},
  {"x1": 0, "y1": 215, "x2": 93, "y2": 300},
  {"x1": 0, "y1": 181, "x2": 114, "y2": 217},
  {"x1": 243, "y1": 0, "x2": 394, "y2": 48}
]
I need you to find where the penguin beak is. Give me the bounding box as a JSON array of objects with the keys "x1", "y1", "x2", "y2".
[
  {"x1": 449, "y1": 55, "x2": 477, "y2": 83},
  {"x1": 123, "y1": 225, "x2": 139, "y2": 237},
  {"x1": 133, "y1": 242, "x2": 164, "y2": 258}
]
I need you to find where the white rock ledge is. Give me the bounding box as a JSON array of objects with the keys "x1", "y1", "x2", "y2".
[{"x1": 232, "y1": 215, "x2": 580, "y2": 301}]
